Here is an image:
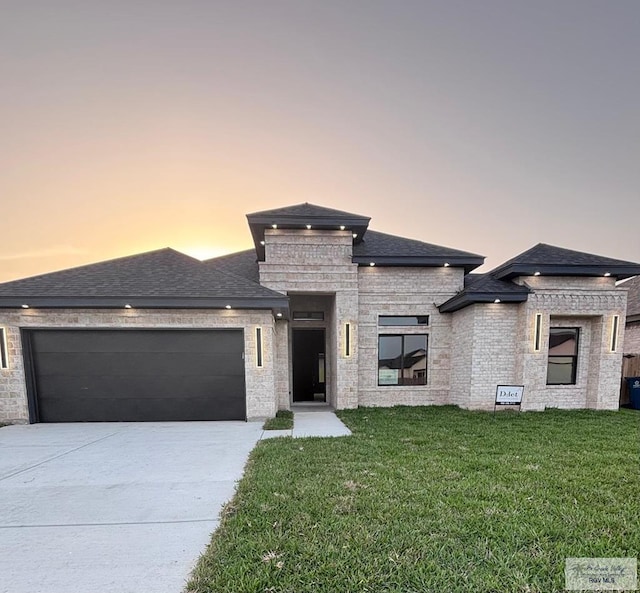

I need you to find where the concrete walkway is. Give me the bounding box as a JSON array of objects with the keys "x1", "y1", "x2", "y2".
[{"x1": 261, "y1": 407, "x2": 352, "y2": 439}]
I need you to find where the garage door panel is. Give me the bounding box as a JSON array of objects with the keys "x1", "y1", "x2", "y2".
[
  {"x1": 26, "y1": 329, "x2": 247, "y2": 422},
  {"x1": 34, "y1": 351, "x2": 244, "y2": 377},
  {"x1": 31, "y1": 329, "x2": 244, "y2": 354},
  {"x1": 37, "y1": 374, "x2": 245, "y2": 400},
  {"x1": 39, "y1": 395, "x2": 245, "y2": 423}
]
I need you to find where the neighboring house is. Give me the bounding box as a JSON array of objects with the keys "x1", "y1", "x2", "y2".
[
  {"x1": 621, "y1": 275, "x2": 640, "y2": 353},
  {"x1": 1, "y1": 203, "x2": 639, "y2": 423}
]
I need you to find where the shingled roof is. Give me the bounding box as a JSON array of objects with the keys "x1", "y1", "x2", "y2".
[
  {"x1": 490, "y1": 243, "x2": 640, "y2": 280},
  {"x1": 438, "y1": 273, "x2": 531, "y2": 313},
  {"x1": 246, "y1": 202, "x2": 371, "y2": 258},
  {"x1": 206, "y1": 249, "x2": 260, "y2": 283},
  {"x1": 353, "y1": 230, "x2": 484, "y2": 272},
  {"x1": 0, "y1": 248, "x2": 288, "y2": 310}
]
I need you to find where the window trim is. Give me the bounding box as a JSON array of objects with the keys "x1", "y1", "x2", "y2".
[
  {"x1": 0, "y1": 327, "x2": 7, "y2": 369},
  {"x1": 546, "y1": 327, "x2": 580, "y2": 385},
  {"x1": 378, "y1": 333, "x2": 428, "y2": 387}
]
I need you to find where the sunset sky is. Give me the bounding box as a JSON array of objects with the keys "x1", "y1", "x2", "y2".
[{"x1": 1, "y1": 0, "x2": 639, "y2": 283}]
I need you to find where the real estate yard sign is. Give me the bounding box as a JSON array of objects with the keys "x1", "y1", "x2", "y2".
[{"x1": 494, "y1": 385, "x2": 524, "y2": 413}]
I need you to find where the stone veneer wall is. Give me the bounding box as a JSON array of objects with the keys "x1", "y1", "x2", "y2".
[
  {"x1": 515, "y1": 276, "x2": 625, "y2": 410},
  {"x1": 357, "y1": 266, "x2": 463, "y2": 407},
  {"x1": 259, "y1": 229, "x2": 359, "y2": 409},
  {"x1": 0, "y1": 308, "x2": 277, "y2": 423}
]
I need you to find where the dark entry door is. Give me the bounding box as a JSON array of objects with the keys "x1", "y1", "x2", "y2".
[
  {"x1": 23, "y1": 329, "x2": 246, "y2": 422},
  {"x1": 292, "y1": 329, "x2": 326, "y2": 402}
]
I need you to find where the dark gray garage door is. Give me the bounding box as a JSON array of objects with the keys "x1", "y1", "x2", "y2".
[{"x1": 23, "y1": 329, "x2": 246, "y2": 422}]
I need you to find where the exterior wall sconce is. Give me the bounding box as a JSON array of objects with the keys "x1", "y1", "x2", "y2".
[
  {"x1": 256, "y1": 327, "x2": 263, "y2": 368},
  {"x1": 344, "y1": 323, "x2": 351, "y2": 357},
  {"x1": 610, "y1": 315, "x2": 619, "y2": 352},
  {"x1": 0, "y1": 327, "x2": 8, "y2": 369},
  {"x1": 533, "y1": 313, "x2": 542, "y2": 352}
]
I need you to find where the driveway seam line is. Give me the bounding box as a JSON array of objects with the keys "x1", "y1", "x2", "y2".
[
  {"x1": 0, "y1": 431, "x2": 122, "y2": 483},
  {"x1": 0, "y1": 518, "x2": 219, "y2": 528}
]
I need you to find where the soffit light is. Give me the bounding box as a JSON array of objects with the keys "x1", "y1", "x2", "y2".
[
  {"x1": 443, "y1": 262, "x2": 450, "y2": 267},
  {"x1": 225, "y1": 305, "x2": 232, "y2": 309},
  {"x1": 276, "y1": 312, "x2": 283, "y2": 317},
  {"x1": 260, "y1": 240, "x2": 265, "y2": 246},
  {"x1": 494, "y1": 298, "x2": 501, "y2": 303},
  {"x1": 604, "y1": 272, "x2": 611, "y2": 277},
  {"x1": 339, "y1": 225, "x2": 346, "y2": 231},
  {"x1": 352, "y1": 233, "x2": 358, "y2": 239},
  {"x1": 271, "y1": 224, "x2": 277, "y2": 229},
  {"x1": 369, "y1": 262, "x2": 376, "y2": 267},
  {"x1": 124, "y1": 304, "x2": 132, "y2": 309},
  {"x1": 21, "y1": 304, "x2": 29, "y2": 309},
  {"x1": 534, "y1": 271, "x2": 541, "y2": 276},
  {"x1": 306, "y1": 224, "x2": 312, "y2": 229}
]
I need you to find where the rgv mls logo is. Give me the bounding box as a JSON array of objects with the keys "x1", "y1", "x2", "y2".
[{"x1": 565, "y1": 558, "x2": 637, "y2": 591}]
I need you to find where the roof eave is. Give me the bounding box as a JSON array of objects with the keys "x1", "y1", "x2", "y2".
[
  {"x1": 438, "y1": 292, "x2": 529, "y2": 313},
  {"x1": 353, "y1": 255, "x2": 484, "y2": 273},
  {"x1": 494, "y1": 264, "x2": 640, "y2": 281},
  {"x1": 0, "y1": 296, "x2": 290, "y2": 312}
]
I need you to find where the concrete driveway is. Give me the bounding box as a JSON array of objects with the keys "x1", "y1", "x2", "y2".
[{"x1": 0, "y1": 422, "x2": 263, "y2": 593}]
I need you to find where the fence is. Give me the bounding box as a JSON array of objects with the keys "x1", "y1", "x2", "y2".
[{"x1": 621, "y1": 354, "x2": 640, "y2": 405}]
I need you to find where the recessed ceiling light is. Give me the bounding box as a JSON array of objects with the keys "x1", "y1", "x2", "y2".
[
  {"x1": 443, "y1": 262, "x2": 450, "y2": 267},
  {"x1": 604, "y1": 272, "x2": 611, "y2": 277},
  {"x1": 225, "y1": 305, "x2": 232, "y2": 309},
  {"x1": 124, "y1": 304, "x2": 132, "y2": 309},
  {"x1": 271, "y1": 224, "x2": 277, "y2": 229},
  {"x1": 21, "y1": 304, "x2": 29, "y2": 309},
  {"x1": 352, "y1": 233, "x2": 358, "y2": 239},
  {"x1": 260, "y1": 240, "x2": 265, "y2": 246},
  {"x1": 339, "y1": 225, "x2": 346, "y2": 231},
  {"x1": 534, "y1": 271, "x2": 541, "y2": 276},
  {"x1": 369, "y1": 262, "x2": 376, "y2": 267},
  {"x1": 306, "y1": 224, "x2": 312, "y2": 229},
  {"x1": 494, "y1": 298, "x2": 501, "y2": 303},
  {"x1": 276, "y1": 312, "x2": 283, "y2": 317}
]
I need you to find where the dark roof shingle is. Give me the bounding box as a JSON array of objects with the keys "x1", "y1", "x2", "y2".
[
  {"x1": 205, "y1": 249, "x2": 260, "y2": 283},
  {"x1": 0, "y1": 248, "x2": 286, "y2": 308},
  {"x1": 490, "y1": 243, "x2": 640, "y2": 280}
]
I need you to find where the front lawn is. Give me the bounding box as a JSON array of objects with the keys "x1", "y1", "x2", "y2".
[
  {"x1": 263, "y1": 410, "x2": 294, "y2": 431},
  {"x1": 188, "y1": 406, "x2": 639, "y2": 593}
]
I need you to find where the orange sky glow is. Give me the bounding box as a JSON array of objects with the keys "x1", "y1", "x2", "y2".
[{"x1": 1, "y1": 1, "x2": 639, "y2": 284}]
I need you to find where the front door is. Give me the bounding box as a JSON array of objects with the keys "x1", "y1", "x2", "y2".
[{"x1": 292, "y1": 329, "x2": 326, "y2": 402}]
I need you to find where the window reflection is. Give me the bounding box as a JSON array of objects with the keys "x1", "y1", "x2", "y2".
[{"x1": 378, "y1": 334, "x2": 428, "y2": 386}]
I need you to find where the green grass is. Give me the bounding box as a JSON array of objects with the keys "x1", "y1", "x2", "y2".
[
  {"x1": 188, "y1": 406, "x2": 640, "y2": 593},
  {"x1": 262, "y1": 410, "x2": 294, "y2": 430}
]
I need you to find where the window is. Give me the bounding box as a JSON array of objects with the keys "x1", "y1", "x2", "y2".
[
  {"x1": 378, "y1": 315, "x2": 429, "y2": 326},
  {"x1": 293, "y1": 311, "x2": 324, "y2": 321},
  {"x1": 0, "y1": 328, "x2": 7, "y2": 369},
  {"x1": 378, "y1": 334, "x2": 428, "y2": 386},
  {"x1": 547, "y1": 328, "x2": 579, "y2": 385}
]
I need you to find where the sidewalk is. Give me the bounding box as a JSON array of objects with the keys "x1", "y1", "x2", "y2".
[{"x1": 260, "y1": 407, "x2": 352, "y2": 440}]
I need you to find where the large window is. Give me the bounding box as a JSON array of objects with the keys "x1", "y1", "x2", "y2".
[
  {"x1": 547, "y1": 328, "x2": 579, "y2": 385},
  {"x1": 378, "y1": 334, "x2": 428, "y2": 386}
]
